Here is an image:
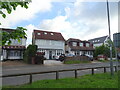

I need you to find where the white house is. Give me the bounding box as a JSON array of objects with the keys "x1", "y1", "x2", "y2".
[
  {"x1": 32, "y1": 30, "x2": 65, "y2": 59},
  {"x1": 88, "y1": 36, "x2": 109, "y2": 48},
  {"x1": 1, "y1": 28, "x2": 27, "y2": 61}
]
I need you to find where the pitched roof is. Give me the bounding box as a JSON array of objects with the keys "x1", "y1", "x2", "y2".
[
  {"x1": 33, "y1": 30, "x2": 65, "y2": 41},
  {"x1": 88, "y1": 36, "x2": 109, "y2": 44}
]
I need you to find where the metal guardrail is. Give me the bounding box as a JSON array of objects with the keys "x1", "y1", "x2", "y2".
[{"x1": 1, "y1": 65, "x2": 120, "y2": 84}]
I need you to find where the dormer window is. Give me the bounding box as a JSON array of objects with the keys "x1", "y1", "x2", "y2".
[
  {"x1": 38, "y1": 33, "x2": 41, "y2": 35},
  {"x1": 86, "y1": 43, "x2": 89, "y2": 47},
  {"x1": 79, "y1": 43, "x2": 83, "y2": 47},
  {"x1": 72, "y1": 42, "x2": 77, "y2": 46},
  {"x1": 44, "y1": 32, "x2": 47, "y2": 35},
  {"x1": 51, "y1": 33, "x2": 54, "y2": 35}
]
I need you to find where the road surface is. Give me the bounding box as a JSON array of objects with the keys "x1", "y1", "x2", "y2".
[{"x1": 1, "y1": 61, "x2": 120, "y2": 86}]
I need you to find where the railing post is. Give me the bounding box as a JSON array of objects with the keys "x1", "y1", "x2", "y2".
[
  {"x1": 56, "y1": 71, "x2": 59, "y2": 80},
  {"x1": 115, "y1": 66, "x2": 117, "y2": 72},
  {"x1": 75, "y1": 70, "x2": 77, "y2": 78},
  {"x1": 104, "y1": 67, "x2": 106, "y2": 73},
  {"x1": 29, "y1": 74, "x2": 32, "y2": 84},
  {"x1": 92, "y1": 68, "x2": 94, "y2": 75}
]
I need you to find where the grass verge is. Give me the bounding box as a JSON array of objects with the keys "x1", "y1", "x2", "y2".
[
  {"x1": 64, "y1": 60, "x2": 91, "y2": 64},
  {"x1": 3, "y1": 72, "x2": 118, "y2": 88}
]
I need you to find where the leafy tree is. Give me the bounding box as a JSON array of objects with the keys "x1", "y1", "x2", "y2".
[
  {"x1": 2, "y1": 27, "x2": 27, "y2": 45},
  {"x1": 94, "y1": 44, "x2": 115, "y2": 58},
  {"x1": 0, "y1": 1, "x2": 31, "y2": 45},
  {"x1": 0, "y1": 1, "x2": 30, "y2": 19}
]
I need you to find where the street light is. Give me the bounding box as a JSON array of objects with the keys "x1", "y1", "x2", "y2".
[{"x1": 106, "y1": 0, "x2": 114, "y2": 76}]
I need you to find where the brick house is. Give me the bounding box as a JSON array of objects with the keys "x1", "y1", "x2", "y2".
[
  {"x1": 65, "y1": 38, "x2": 94, "y2": 56},
  {"x1": 1, "y1": 28, "x2": 27, "y2": 61},
  {"x1": 32, "y1": 30, "x2": 65, "y2": 59}
]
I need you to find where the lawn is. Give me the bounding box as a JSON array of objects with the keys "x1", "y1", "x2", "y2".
[
  {"x1": 64, "y1": 60, "x2": 91, "y2": 64},
  {"x1": 3, "y1": 72, "x2": 119, "y2": 88}
]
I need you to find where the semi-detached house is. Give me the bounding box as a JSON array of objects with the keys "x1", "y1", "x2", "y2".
[
  {"x1": 65, "y1": 38, "x2": 94, "y2": 56},
  {"x1": 32, "y1": 30, "x2": 65, "y2": 59},
  {"x1": 1, "y1": 28, "x2": 27, "y2": 61}
]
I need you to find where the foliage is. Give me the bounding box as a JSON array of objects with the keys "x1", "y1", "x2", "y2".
[
  {"x1": 0, "y1": 1, "x2": 30, "y2": 20},
  {"x1": 23, "y1": 44, "x2": 37, "y2": 64},
  {"x1": 93, "y1": 44, "x2": 115, "y2": 58},
  {"x1": 0, "y1": 1, "x2": 30, "y2": 45},
  {"x1": 3, "y1": 72, "x2": 118, "y2": 88},
  {"x1": 2, "y1": 27, "x2": 27, "y2": 45}
]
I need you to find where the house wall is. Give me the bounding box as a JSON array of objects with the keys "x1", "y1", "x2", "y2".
[
  {"x1": 5, "y1": 38, "x2": 26, "y2": 46},
  {"x1": 35, "y1": 39, "x2": 65, "y2": 59},
  {"x1": 2, "y1": 38, "x2": 26, "y2": 60},
  {"x1": 2, "y1": 50, "x2": 24, "y2": 60},
  {"x1": 35, "y1": 39, "x2": 64, "y2": 50},
  {"x1": 93, "y1": 43, "x2": 103, "y2": 47}
]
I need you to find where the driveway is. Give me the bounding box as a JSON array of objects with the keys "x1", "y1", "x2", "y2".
[{"x1": 44, "y1": 60, "x2": 63, "y2": 66}]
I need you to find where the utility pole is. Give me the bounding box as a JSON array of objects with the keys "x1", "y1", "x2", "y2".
[{"x1": 106, "y1": 0, "x2": 114, "y2": 76}]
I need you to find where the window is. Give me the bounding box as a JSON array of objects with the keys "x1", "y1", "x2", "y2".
[
  {"x1": 86, "y1": 43, "x2": 89, "y2": 47},
  {"x1": 44, "y1": 32, "x2": 47, "y2": 35},
  {"x1": 51, "y1": 33, "x2": 54, "y2": 35},
  {"x1": 38, "y1": 33, "x2": 41, "y2": 35},
  {"x1": 79, "y1": 43, "x2": 83, "y2": 47},
  {"x1": 72, "y1": 42, "x2": 77, "y2": 46}
]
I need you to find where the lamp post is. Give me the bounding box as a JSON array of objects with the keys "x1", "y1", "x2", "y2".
[{"x1": 106, "y1": 0, "x2": 114, "y2": 76}]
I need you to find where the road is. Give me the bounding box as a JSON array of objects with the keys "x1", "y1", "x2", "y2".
[{"x1": 1, "y1": 61, "x2": 120, "y2": 86}]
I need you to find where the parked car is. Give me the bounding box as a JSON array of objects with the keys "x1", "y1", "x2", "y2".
[
  {"x1": 65, "y1": 54, "x2": 74, "y2": 57},
  {"x1": 53, "y1": 55, "x2": 60, "y2": 60},
  {"x1": 59, "y1": 54, "x2": 65, "y2": 62},
  {"x1": 81, "y1": 54, "x2": 93, "y2": 61},
  {"x1": 97, "y1": 55, "x2": 107, "y2": 60}
]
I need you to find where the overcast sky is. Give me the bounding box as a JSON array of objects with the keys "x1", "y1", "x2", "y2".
[{"x1": 0, "y1": 0, "x2": 118, "y2": 46}]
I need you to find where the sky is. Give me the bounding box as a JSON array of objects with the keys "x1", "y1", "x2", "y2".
[{"x1": 0, "y1": 0, "x2": 119, "y2": 46}]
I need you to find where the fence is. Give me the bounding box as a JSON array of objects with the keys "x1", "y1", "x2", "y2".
[{"x1": 1, "y1": 65, "x2": 120, "y2": 84}]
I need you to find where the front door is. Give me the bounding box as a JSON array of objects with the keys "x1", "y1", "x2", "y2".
[{"x1": 49, "y1": 51, "x2": 52, "y2": 59}]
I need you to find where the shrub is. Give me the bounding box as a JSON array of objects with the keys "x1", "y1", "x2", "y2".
[{"x1": 23, "y1": 45, "x2": 37, "y2": 64}]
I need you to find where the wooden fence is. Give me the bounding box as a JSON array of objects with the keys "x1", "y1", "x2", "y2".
[{"x1": 1, "y1": 65, "x2": 120, "y2": 84}]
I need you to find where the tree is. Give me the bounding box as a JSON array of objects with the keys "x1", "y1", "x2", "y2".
[
  {"x1": 2, "y1": 27, "x2": 27, "y2": 45},
  {"x1": 93, "y1": 44, "x2": 115, "y2": 58},
  {"x1": 0, "y1": 1, "x2": 31, "y2": 45},
  {"x1": 0, "y1": 1, "x2": 30, "y2": 19},
  {"x1": 23, "y1": 44, "x2": 37, "y2": 64}
]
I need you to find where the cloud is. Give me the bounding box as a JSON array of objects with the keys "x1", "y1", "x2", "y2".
[
  {"x1": 0, "y1": 0, "x2": 52, "y2": 27},
  {"x1": 39, "y1": 1, "x2": 118, "y2": 41},
  {"x1": 25, "y1": 24, "x2": 38, "y2": 46}
]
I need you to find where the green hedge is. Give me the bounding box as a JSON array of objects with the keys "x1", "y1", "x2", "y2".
[{"x1": 23, "y1": 44, "x2": 37, "y2": 64}]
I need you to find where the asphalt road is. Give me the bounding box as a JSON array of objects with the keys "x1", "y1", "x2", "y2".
[{"x1": 1, "y1": 61, "x2": 120, "y2": 86}]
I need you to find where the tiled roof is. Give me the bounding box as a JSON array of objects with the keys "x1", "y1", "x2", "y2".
[
  {"x1": 2, "y1": 45, "x2": 26, "y2": 50},
  {"x1": 33, "y1": 30, "x2": 65, "y2": 41},
  {"x1": 88, "y1": 36, "x2": 109, "y2": 44}
]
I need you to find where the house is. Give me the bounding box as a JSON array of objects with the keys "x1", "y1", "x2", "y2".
[
  {"x1": 1, "y1": 28, "x2": 27, "y2": 61},
  {"x1": 65, "y1": 38, "x2": 94, "y2": 56},
  {"x1": 113, "y1": 32, "x2": 120, "y2": 48},
  {"x1": 32, "y1": 30, "x2": 65, "y2": 59},
  {"x1": 88, "y1": 36, "x2": 109, "y2": 47}
]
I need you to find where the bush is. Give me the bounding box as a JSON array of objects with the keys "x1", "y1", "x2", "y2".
[{"x1": 23, "y1": 45, "x2": 37, "y2": 64}]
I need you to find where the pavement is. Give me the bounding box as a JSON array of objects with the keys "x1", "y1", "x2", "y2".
[{"x1": 44, "y1": 60, "x2": 63, "y2": 66}]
